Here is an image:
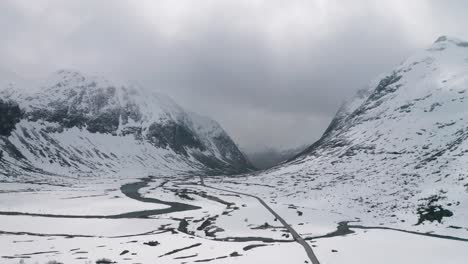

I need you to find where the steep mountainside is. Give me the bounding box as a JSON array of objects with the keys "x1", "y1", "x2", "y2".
[
  {"x1": 0, "y1": 70, "x2": 254, "y2": 179},
  {"x1": 258, "y1": 36, "x2": 468, "y2": 230}
]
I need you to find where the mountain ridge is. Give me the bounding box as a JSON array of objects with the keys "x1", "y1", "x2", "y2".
[
  {"x1": 0, "y1": 70, "x2": 254, "y2": 180},
  {"x1": 261, "y1": 36, "x2": 468, "y2": 229}
]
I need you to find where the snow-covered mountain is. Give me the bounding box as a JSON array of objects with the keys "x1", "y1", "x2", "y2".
[
  {"x1": 0, "y1": 70, "x2": 254, "y2": 179},
  {"x1": 262, "y1": 36, "x2": 468, "y2": 229}
]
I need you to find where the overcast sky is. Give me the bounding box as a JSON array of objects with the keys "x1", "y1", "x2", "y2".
[{"x1": 1, "y1": 0, "x2": 467, "y2": 152}]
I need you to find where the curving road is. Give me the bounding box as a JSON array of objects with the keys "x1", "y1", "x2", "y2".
[{"x1": 199, "y1": 176, "x2": 321, "y2": 264}]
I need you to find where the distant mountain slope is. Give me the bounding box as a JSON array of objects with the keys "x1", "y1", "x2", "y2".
[
  {"x1": 0, "y1": 70, "x2": 254, "y2": 179},
  {"x1": 247, "y1": 145, "x2": 307, "y2": 169},
  {"x1": 263, "y1": 36, "x2": 468, "y2": 229}
]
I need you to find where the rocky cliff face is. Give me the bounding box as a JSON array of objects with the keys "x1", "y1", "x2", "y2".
[
  {"x1": 0, "y1": 70, "x2": 254, "y2": 179},
  {"x1": 0, "y1": 99, "x2": 22, "y2": 137}
]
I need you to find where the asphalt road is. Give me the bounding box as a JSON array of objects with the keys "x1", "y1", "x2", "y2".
[{"x1": 199, "y1": 176, "x2": 321, "y2": 264}]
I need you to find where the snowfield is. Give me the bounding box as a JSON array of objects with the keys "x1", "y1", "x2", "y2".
[{"x1": 0, "y1": 174, "x2": 467, "y2": 264}]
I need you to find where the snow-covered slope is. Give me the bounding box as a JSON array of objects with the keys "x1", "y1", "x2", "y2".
[
  {"x1": 0, "y1": 70, "x2": 254, "y2": 179},
  {"x1": 259, "y1": 36, "x2": 468, "y2": 230}
]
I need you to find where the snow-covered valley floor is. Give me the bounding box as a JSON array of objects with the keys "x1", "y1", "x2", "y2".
[{"x1": 1, "y1": 174, "x2": 467, "y2": 264}]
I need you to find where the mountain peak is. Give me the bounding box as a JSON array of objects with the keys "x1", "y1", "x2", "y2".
[
  {"x1": 431, "y1": 35, "x2": 468, "y2": 49},
  {"x1": 0, "y1": 70, "x2": 254, "y2": 177},
  {"x1": 434, "y1": 35, "x2": 449, "y2": 43},
  {"x1": 264, "y1": 36, "x2": 468, "y2": 231},
  {"x1": 55, "y1": 68, "x2": 85, "y2": 76}
]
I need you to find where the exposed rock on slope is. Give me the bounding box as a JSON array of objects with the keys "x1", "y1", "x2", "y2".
[
  {"x1": 0, "y1": 70, "x2": 254, "y2": 179},
  {"x1": 266, "y1": 36, "x2": 468, "y2": 228}
]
